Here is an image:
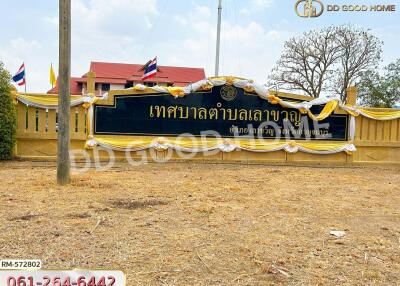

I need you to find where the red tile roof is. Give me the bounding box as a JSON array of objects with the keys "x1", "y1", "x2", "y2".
[
  {"x1": 87, "y1": 61, "x2": 205, "y2": 85},
  {"x1": 76, "y1": 78, "x2": 127, "y2": 84},
  {"x1": 47, "y1": 61, "x2": 205, "y2": 94},
  {"x1": 47, "y1": 77, "x2": 83, "y2": 95}
]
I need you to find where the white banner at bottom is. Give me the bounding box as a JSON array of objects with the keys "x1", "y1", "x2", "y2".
[{"x1": 0, "y1": 270, "x2": 125, "y2": 286}]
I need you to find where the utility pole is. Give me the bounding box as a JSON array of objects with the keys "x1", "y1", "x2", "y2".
[
  {"x1": 215, "y1": 0, "x2": 222, "y2": 77},
  {"x1": 57, "y1": 0, "x2": 71, "y2": 185}
]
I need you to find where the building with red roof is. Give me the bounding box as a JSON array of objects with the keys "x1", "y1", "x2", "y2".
[{"x1": 47, "y1": 61, "x2": 206, "y2": 95}]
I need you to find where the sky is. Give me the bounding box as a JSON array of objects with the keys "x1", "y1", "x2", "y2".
[{"x1": 0, "y1": 0, "x2": 399, "y2": 93}]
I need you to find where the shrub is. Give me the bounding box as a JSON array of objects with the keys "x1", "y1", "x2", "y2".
[{"x1": 0, "y1": 62, "x2": 16, "y2": 160}]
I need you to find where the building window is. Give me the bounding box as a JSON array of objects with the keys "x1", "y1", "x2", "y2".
[
  {"x1": 125, "y1": 82, "x2": 133, "y2": 88},
  {"x1": 102, "y1": 83, "x2": 110, "y2": 91},
  {"x1": 144, "y1": 82, "x2": 155, "y2": 87}
]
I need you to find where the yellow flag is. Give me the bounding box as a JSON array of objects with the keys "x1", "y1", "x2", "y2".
[{"x1": 50, "y1": 63, "x2": 56, "y2": 87}]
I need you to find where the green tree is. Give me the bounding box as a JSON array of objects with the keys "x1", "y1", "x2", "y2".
[
  {"x1": 0, "y1": 61, "x2": 16, "y2": 160},
  {"x1": 358, "y1": 59, "x2": 400, "y2": 108}
]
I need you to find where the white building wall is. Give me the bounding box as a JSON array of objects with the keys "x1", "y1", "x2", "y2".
[{"x1": 110, "y1": 84, "x2": 125, "y2": 90}]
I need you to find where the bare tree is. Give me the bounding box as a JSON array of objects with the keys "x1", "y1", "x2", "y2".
[
  {"x1": 269, "y1": 25, "x2": 383, "y2": 101},
  {"x1": 269, "y1": 27, "x2": 341, "y2": 97},
  {"x1": 332, "y1": 25, "x2": 382, "y2": 101}
]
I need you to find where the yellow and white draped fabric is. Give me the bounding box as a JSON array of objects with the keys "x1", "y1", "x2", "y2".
[
  {"x1": 16, "y1": 93, "x2": 100, "y2": 109},
  {"x1": 85, "y1": 136, "x2": 356, "y2": 155},
  {"x1": 130, "y1": 76, "x2": 271, "y2": 100},
  {"x1": 338, "y1": 104, "x2": 400, "y2": 142},
  {"x1": 267, "y1": 94, "x2": 339, "y2": 121},
  {"x1": 16, "y1": 77, "x2": 400, "y2": 121},
  {"x1": 340, "y1": 104, "x2": 400, "y2": 121},
  {"x1": 15, "y1": 76, "x2": 400, "y2": 155},
  {"x1": 129, "y1": 76, "x2": 400, "y2": 122}
]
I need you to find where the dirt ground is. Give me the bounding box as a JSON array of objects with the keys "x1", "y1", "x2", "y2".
[{"x1": 0, "y1": 161, "x2": 399, "y2": 286}]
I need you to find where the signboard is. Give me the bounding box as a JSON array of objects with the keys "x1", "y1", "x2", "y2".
[{"x1": 94, "y1": 85, "x2": 348, "y2": 141}]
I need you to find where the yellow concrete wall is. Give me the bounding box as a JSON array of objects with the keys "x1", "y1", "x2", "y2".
[
  {"x1": 355, "y1": 113, "x2": 400, "y2": 142},
  {"x1": 16, "y1": 104, "x2": 87, "y2": 141},
  {"x1": 14, "y1": 95, "x2": 400, "y2": 165}
]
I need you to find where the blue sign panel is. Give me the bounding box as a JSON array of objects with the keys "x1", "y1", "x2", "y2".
[{"x1": 94, "y1": 85, "x2": 348, "y2": 141}]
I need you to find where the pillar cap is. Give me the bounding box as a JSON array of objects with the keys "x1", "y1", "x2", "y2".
[
  {"x1": 346, "y1": 86, "x2": 357, "y2": 92},
  {"x1": 86, "y1": 71, "x2": 96, "y2": 78}
]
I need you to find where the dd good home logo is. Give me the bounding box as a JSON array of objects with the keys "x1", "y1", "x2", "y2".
[
  {"x1": 327, "y1": 4, "x2": 395, "y2": 12},
  {"x1": 295, "y1": 0, "x2": 396, "y2": 17},
  {"x1": 295, "y1": 0, "x2": 324, "y2": 18}
]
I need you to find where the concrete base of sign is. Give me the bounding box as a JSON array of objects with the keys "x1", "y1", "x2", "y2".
[{"x1": 14, "y1": 138, "x2": 400, "y2": 166}]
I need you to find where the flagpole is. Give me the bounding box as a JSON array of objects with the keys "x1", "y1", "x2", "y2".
[
  {"x1": 24, "y1": 63, "x2": 27, "y2": 93},
  {"x1": 24, "y1": 67, "x2": 26, "y2": 93},
  {"x1": 215, "y1": 0, "x2": 222, "y2": 77},
  {"x1": 51, "y1": 62, "x2": 54, "y2": 89}
]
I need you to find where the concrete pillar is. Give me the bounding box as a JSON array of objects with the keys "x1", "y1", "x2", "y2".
[
  {"x1": 86, "y1": 71, "x2": 96, "y2": 95},
  {"x1": 57, "y1": 0, "x2": 71, "y2": 185},
  {"x1": 346, "y1": 86, "x2": 357, "y2": 106}
]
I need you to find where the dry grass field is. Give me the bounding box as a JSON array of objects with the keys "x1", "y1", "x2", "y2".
[{"x1": 0, "y1": 161, "x2": 399, "y2": 285}]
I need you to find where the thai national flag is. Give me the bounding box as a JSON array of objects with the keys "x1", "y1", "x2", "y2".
[
  {"x1": 142, "y1": 57, "x2": 157, "y2": 80},
  {"x1": 12, "y1": 63, "x2": 26, "y2": 86}
]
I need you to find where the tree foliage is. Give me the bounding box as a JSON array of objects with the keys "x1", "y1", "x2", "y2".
[
  {"x1": 269, "y1": 25, "x2": 383, "y2": 100},
  {"x1": 0, "y1": 61, "x2": 16, "y2": 160},
  {"x1": 358, "y1": 59, "x2": 400, "y2": 108}
]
